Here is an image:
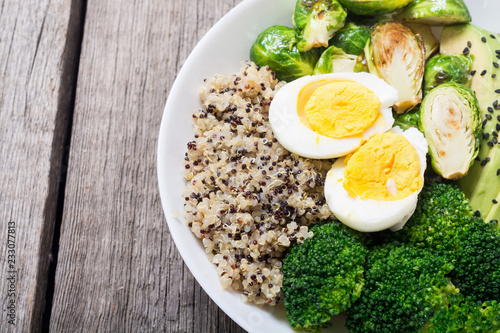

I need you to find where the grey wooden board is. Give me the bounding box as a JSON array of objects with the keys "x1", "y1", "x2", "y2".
[
  {"x1": 49, "y1": 0, "x2": 246, "y2": 332},
  {"x1": 0, "y1": 0, "x2": 83, "y2": 332}
]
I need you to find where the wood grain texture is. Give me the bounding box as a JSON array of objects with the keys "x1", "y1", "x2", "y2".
[
  {"x1": 50, "y1": 0, "x2": 245, "y2": 332},
  {"x1": 0, "y1": 0, "x2": 83, "y2": 332}
]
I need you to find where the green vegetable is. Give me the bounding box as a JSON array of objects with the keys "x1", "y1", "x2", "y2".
[
  {"x1": 365, "y1": 22, "x2": 425, "y2": 113},
  {"x1": 407, "y1": 23, "x2": 440, "y2": 60},
  {"x1": 419, "y1": 82, "x2": 481, "y2": 179},
  {"x1": 337, "y1": 0, "x2": 412, "y2": 16},
  {"x1": 423, "y1": 54, "x2": 472, "y2": 95},
  {"x1": 391, "y1": 181, "x2": 500, "y2": 304},
  {"x1": 249, "y1": 25, "x2": 321, "y2": 82},
  {"x1": 329, "y1": 22, "x2": 370, "y2": 55},
  {"x1": 292, "y1": 0, "x2": 347, "y2": 52},
  {"x1": 345, "y1": 242, "x2": 458, "y2": 333},
  {"x1": 312, "y1": 45, "x2": 357, "y2": 74},
  {"x1": 282, "y1": 221, "x2": 368, "y2": 332},
  {"x1": 440, "y1": 24, "x2": 500, "y2": 223},
  {"x1": 424, "y1": 294, "x2": 500, "y2": 332},
  {"x1": 394, "y1": 109, "x2": 420, "y2": 130},
  {"x1": 394, "y1": 0, "x2": 472, "y2": 25}
]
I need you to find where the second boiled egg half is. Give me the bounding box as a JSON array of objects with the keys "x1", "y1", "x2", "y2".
[{"x1": 269, "y1": 72, "x2": 398, "y2": 159}]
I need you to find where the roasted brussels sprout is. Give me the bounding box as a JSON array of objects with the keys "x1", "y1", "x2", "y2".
[
  {"x1": 249, "y1": 25, "x2": 321, "y2": 82},
  {"x1": 419, "y1": 82, "x2": 482, "y2": 179},
  {"x1": 292, "y1": 0, "x2": 347, "y2": 52},
  {"x1": 423, "y1": 54, "x2": 472, "y2": 95},
  {"x1": 394, "y1": 110, "x2": 420, "y2": 130},
  {"x1": 313, "y1": 46, "x2": 357, "y2": 74},
  {"x1": 337, "y1": 0, "x2": 412, "y2": 16},
  {"x1": 394, "y1": 0, "x2": 471, "y2": 25},
  {"x1": 407, "y1": 24, "x2": 439, "y2": 60},
  {"x1": 365, "y1": 22, "x2": 425, "y2": 113},
  {"x1": 329, "y1": 22, "x2": 370, "y2": 55}
]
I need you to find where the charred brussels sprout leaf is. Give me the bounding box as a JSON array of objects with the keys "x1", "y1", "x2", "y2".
[
  {"x1": 337, "y1": 0, "x2": 413, "y2": 16},
  {"x1": 249, "y1": 25, "x2": 321, "y2": 82},
  {"x1": 423, "y1": 54, "x2": 472, "y2": 95},
  {"x1": 313, "y1": 46, "x2": 357, "y2": 74},
  {"x1": 419, "y1": 82, "x2": 482, "y2": 179},
  {"x1": 365, "y1": 22, "x2": 425, "y2": 113},
  {"x1": 394, "y1": 0, "x2": 472, "y2": 25},
  {"x1": 329, "y1": 22, "x2": 370, "y2": 55},
  {"x1": 293, "y1": 0, "x2": 347, "y2": 52},
  {"x1": 407, "y1": 24, "x2": 439, "y2": 60}
]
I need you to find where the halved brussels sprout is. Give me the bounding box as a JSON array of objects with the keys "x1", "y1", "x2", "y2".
[
  {"x1": 329, "y1": 22, "x2": 370, "y2": 55},
  {"x1": 313, "y1": 46, "x2": 357, "y2": 74},
  {"x1": 407, "y1": 24, "x2": 439, "y2": 60},
  {"x1": 394, "y1": 0, "x2": 471, "y2": 25},
  {"x1": 249, "y1": 25, "x2": 321, "y2": 82},
  {"x1": 419, "y1": 82, "x2": 482, "y2": 179},
  {"x1": 423, "y1": 54, "x2": 472, "y2": 95},
  {"x1": 365, "y1": 22, "x2": 425, "y2": 113},
  {"x1": 293, "y1": 0, "x2": 347, "y2": 52},
  {"x1": 337, "y1": 0, "x2": 413, "y2": 16}
]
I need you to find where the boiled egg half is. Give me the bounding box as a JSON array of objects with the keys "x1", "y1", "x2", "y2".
[
  {"x1": 269, "y1": 72, "x2": 398, "y2": 159},
  {"x1": 324, "y1": 127, "x2": 428, "y2": 232}
]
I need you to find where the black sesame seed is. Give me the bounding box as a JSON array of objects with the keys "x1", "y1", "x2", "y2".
[
  {"x1": 481, "y1": 157, "x2": 491, "y2": 166},
  {"x1": 482, "y1": 119, "x2": 488, "y2": 128},
  {"x1": 495, "y1": 62, "x2": 500, "y2": 68},
  {"x1": 488, "y1": 107, "x2": 494, "y2": 113},
  {"x1": 481, "y1": 70, "x2": 487, "y2": 76},
  {"x1": 497, "y1": 54, "x2": 500, "y2": 60},
  {"x1": 486, "y1": 114, "x2": 493, "y2": 120},
  {"x1": 471, "y1": 70, "x2": 477, "y2": 76},
  {"x1": 463, "y1": 47, "x2": 470, "y2": 55},
  {"x1": 484, "y1": 133, "x2": 490, "y2": 140},
  {"x1": 482, "y1": 36, "x2": 487, "y2": 43}
]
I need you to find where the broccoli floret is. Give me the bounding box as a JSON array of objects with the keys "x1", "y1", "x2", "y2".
[
  {"x1": 451, "y1": 219, "x2": 500, "y2": 303},
  {"x1": 282, "y1": 221, "x2": 368, "y2": 332},
  {"x1": 345, "y1": 242, "x2": 457, "y2": 333},
  {"x1": 423, "y1": 294, "x2": 500, "y2": 333},
  {"x1": 391, "y1": 181, "x2": 500, "y2": 304}
]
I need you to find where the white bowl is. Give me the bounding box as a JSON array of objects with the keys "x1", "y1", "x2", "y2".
[{"x1": 157, "y1": 1, "x2": 500, "y2": 332}]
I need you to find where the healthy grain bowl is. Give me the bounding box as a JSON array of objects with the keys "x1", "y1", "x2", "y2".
[{"x1": 157, "y1": 0, "x2": 500, "y2": 332}]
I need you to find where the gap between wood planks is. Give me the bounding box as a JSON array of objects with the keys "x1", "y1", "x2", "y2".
[{"x1": 41, "y1": 0, "x2": 88, "y2": 331}]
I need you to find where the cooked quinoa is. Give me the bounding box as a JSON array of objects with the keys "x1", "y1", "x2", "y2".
[{"x1": 182, "y1": 61, "x2": 333, "y2": 305}]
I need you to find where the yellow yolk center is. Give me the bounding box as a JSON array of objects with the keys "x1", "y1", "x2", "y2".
[
  {"x1": 299, "y1": 80, "x2": 381, "y2": 138},
  {"x1": 343, "y1": 132, "x2": 422, "y2": 201}
]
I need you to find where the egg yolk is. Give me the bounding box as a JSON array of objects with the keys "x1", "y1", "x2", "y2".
[
  {"x1": 298, "y1": 80, "x2": 381, "y2": 138},
  {"x1": 343, "y1": 132, "x2": 422, "y2": 201}
]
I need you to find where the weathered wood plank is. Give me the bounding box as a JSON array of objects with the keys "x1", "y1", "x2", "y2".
[
  {"x1": 0, "y1": 0, "x2": 83, "y2": 332},
  {"x1": 50, "y1": 0, "x2": 244, "y2": 332}
]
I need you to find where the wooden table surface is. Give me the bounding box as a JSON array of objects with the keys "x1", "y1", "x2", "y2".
[{"x1": 0, "y1": 0, "x2": 247, "y2": 331}]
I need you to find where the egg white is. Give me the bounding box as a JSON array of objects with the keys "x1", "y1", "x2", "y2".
[
  {"x1": 324, "y1": 127, "x2": 428, "y2": 232},
  {"x1": 269, "y1": 72, "x2": 398, "y2": 159}
]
